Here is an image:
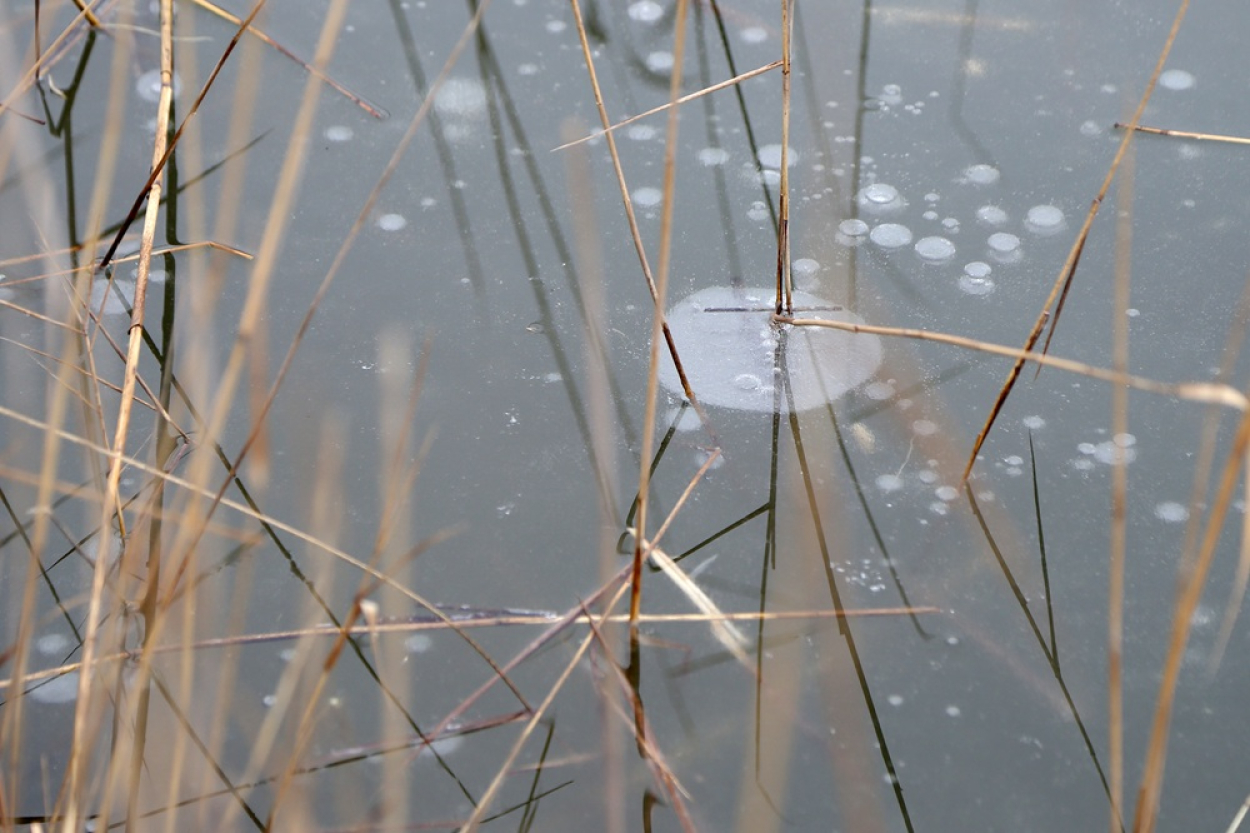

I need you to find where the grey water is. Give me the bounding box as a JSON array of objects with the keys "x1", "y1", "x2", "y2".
[{"x1": 4, "y1": 0, "x2": 1250, "y2": 830}]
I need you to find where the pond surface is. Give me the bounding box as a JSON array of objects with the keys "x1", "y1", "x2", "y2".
[{"x1": 3, "y1": 0, "x2": 1250, "y2": 830}]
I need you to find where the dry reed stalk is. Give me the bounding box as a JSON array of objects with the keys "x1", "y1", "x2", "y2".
[
  {"x1": 0, "y1": 602, "x2": 940, "y2": 692},
  {"x1": 113, "y1": 5, "x2": 176, "y2": 826},
  {"x1": 1108, "y1": 134, "x2": 1135, "y2": 833},
  {"x1": 778, "y1": 315, "x2": 1248, "y2": 411},
  {"x1": 1115, "y1": 123, "x2": 1250, "y2": 145},
  {"x1": 552, "y1": 60, "x2": 782, "y2": 152},
  {"x1": 566, "y1": 0, "x2": 713, "y2": 437},
  {"x1": 774, "y1": 0, "x2": 792, "y2": 315},
  {"x1": 961, "y1": 0, "x2": 1192, "y2": 483}
]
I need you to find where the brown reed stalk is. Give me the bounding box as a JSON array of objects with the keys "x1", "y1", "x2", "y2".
[
  {"x1": 774, "y1": 0, "x2": 792, "y2": 315},
  {"x1": 777, "y1": 315, "x2": 1247, "y2": 412}
]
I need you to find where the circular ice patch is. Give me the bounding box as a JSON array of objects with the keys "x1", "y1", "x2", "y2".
[{"x1": 657, "y1": 286, "x2": 883, "y2": 413}]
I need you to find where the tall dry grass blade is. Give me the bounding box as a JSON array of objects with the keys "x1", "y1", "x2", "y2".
[
  {"x1": 960, "y1": 0, "x2": 1191, "y2": 483},
  {"x1": 551, "y1": 60, "x2": 781, "y2": 152},
  {"x1": 1107, "y1": 132, "x2": 1134, "y2": 833}
]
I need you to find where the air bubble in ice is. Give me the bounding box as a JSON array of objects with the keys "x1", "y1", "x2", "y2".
[
  {"x1": 404, "y1": 634, "x2": 433, "y2": 653},
  {"x1": 839, "y1": 218, "x2": 869, "y2": 237},
  {"x1": 29, "y1": 673, "x2": 79, "y2": 705},
  {"x1": 963, "y1": 164, "x2": 999, "y2": 185},
  {"x1": 987, "y1": 232, "x2": 1020, "y2": 253},
  {"x1": 627, "y1": 0, "x2": 663, "y2": 22},
  {"x1": 1159, "y1": 69, "x2": 1195, "y2": 91},
  {"x1": 876, "y1": 473, "x2": 904, "y2": 492},
  {"x1": 793, "y1": 258, "x2": 820, "y2": 277},
  {"x1": 434, "y1": 77, "x2": 487, "y2": 119},
  {"x1": 36, "y1": 633, "x2": 70, "y2": 656},
  {"x1": 915, "y1": 236, "x2": 956, "y2": 263},
  {"x1": 324, "y1": 125, "x2": 353, "y2": 142},
  {"x1": 861, "y1": 182, "x2": 899, "y2": 205},
  {"x1": 976, "y1": 205, "x2": 1008, "y2": 226},
  {"x1": 1154, "y1": 501, "x2": 1189, "y2": 523},
  {"x1": 377, "y1": 213, "x2": 408, "y2": 231},
  {"x1": 698, "y1": 147, "x2": 729, "y2": 166},
  {"x1": 870, "y1": 223, "x2": 912, "y2": 248},
  {"x1": 646, "y1": 51, "x2": 674, "y2": 73},
  {"x1": 135, "y1": 69, "x2": 181, "y2": 103},
  {"x1": 757, "y1": 144, "x2": 798, "y2": 169},
  {"x1": 1025, "y1": 204, "x2": 1066, "y2": 235},
  {"x1": 633, "y1": 187, "x2": 663, "y2": 208},
  {"x1": 958, "y1": 276, "x2": 994, "y2": 295}
]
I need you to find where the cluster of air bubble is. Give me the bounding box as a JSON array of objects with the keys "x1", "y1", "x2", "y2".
[
  {"x1": 831, "y1": 153, "x2": 1068, "y2": 295},
  {"x1": 1071, "y1": 432, "x2": 1137, "y2": 471}
]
